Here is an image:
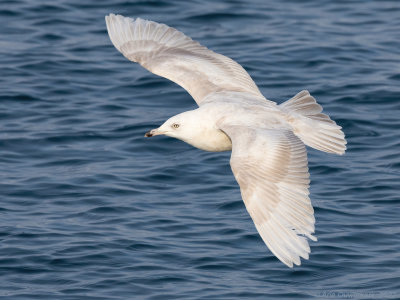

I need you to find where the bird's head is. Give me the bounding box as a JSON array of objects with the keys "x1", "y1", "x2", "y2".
[{"x1": 144, "y1": 110, "x2": 198, "y2": 141}]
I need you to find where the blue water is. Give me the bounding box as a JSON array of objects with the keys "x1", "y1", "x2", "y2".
[{"x1": 1, "y1": 0, "x2": 399, "y2": 299}]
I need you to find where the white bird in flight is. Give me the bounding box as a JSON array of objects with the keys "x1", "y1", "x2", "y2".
[{"x1": 105, "y1": 14, "x2": 346, "y2": 267}]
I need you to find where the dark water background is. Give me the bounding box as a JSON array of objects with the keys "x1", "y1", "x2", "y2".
[{"x1": 1, "y1": 0, "x2": 399, "y2": 299}]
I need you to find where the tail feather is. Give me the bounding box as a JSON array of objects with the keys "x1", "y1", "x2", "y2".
[{"x1": 281, "y1": 90, "x2": 347, "y2": 155}]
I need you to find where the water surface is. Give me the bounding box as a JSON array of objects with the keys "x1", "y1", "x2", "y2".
[{"x1": 0, "y1": 0, "x2": 399, "y2": 299}]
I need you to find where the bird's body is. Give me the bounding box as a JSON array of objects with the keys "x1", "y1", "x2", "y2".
[
  {"x1": 165, "y1": 92, "x2": 282, "y2": 152},
  {"x1": 106, "y1": 14, "x2": 347, "y2": 267}
]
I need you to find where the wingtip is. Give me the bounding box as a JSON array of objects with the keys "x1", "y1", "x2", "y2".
[
  {"x1": 105, "y1": 13, "x2": 128, "y2": 26},
  {"x1": 336, "y1": 144, "x2": 347, "y2": 155},
  {"x1": 105, "y1": 13, "x2": 115, "y2": 21}
]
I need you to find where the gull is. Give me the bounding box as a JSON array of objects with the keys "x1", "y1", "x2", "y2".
[{"x1": 105, "y1": 14, "x2": 347, "y2": 267}]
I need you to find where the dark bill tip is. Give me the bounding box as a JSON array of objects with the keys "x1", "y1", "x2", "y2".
[{"x1": 144, "y1": 131, "x2": 153, "y2": 137}]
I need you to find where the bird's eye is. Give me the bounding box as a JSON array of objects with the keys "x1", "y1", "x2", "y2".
[{"x1": 172, "y1": 123, "x2": 180, "y2": 129}]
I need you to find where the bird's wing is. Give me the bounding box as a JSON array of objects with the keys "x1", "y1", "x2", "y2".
[
  {"x1": 105, "y1": 14, "x2": 264, "y2": 105},
  {"x1": 220, "y1": 125, "x2": 317, "y2": 267}
]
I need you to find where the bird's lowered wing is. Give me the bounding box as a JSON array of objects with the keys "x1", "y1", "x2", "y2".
[
  {"x1": 220, "y1": 125, "x2": 317, "y2": 267},
  {"x1": 105, "y1": 14, "x2": 264, "y2": 105}
]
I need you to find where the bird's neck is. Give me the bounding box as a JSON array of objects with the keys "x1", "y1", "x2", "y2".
[{"x1": 181, "y1": 108, "x2": 232, "y2": 152}]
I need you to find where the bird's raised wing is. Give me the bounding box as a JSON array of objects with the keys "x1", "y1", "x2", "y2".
[
  {"x1": 105, "y1": 14, "x2": 264, "y2": 105},
  {"x1": 221, "y1": 125, "x2": 317, "y2": 267}
]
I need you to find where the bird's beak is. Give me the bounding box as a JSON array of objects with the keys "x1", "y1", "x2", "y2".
[{"x1": 144, "y1": 128, "x2": 163, "y2": 137}]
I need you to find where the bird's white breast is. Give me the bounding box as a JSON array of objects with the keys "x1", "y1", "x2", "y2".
[{"x1": 184, "y1": 127, "x2": 232, "y2": 152}]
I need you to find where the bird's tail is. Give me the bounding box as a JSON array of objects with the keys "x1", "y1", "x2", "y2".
[{"x1": 280, "y1": 90, "x2": 347, "y2": 155}]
